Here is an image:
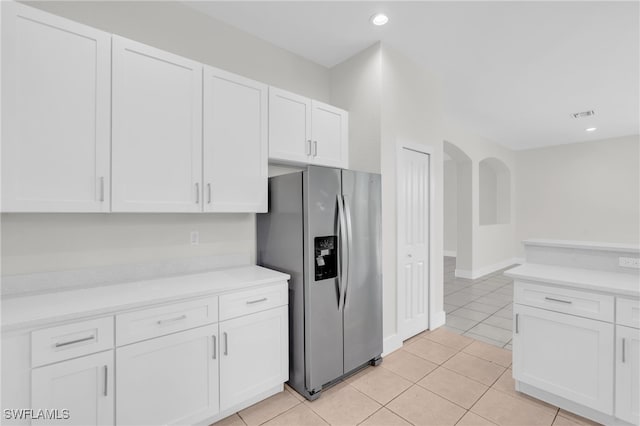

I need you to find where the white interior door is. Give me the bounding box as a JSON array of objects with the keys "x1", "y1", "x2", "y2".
[{"x1": 398, "y1": 147, "x2": 430, "y2": 340}]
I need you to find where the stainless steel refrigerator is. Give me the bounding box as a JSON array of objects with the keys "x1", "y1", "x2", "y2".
[{"x1": 257, "y1": 165, "x2": 382, "y2": 400}]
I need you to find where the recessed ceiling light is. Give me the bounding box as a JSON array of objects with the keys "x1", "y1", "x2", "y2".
[
  {"x1": 571, "y1": 110, "x2": 595, "y2": 119},
  {"x1": 370, "y1": 13, "x2": 389, "y2": 26},
  {"x1": 586, "y1": 127, "x2": 597, "y2": 132}
]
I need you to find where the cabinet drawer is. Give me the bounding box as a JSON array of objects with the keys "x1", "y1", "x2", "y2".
[
  {"x1": 32, "y1": 317, "x2": 114, "y2": 367},
  {"x1": 116, "y1": 296, "x2": 218, "y2": 346},
  {"x1": 617, "y1": 298, "x2": 640, "y2": 329},
  {"x1": 514, "y1": 281, "x2": 614, "y2": 322},
  {"x1": 219, "y1": 283, "x2": 287, "y2": 321}
]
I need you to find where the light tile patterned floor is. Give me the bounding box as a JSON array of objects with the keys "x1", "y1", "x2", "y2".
[
  {"x1": 443, "y1": 257, "x2": 517, "y2": 349},
  {"x1": 212, "y1": 328, "x2": 601, "y2": 426}
]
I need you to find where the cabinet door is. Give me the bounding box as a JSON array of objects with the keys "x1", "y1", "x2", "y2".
[
  {"x1": 1, "y1": 2, "x2": 111, "y2": 212},
  {"x1": 513, "y1": 304, "x2": 614, "y2": 414},
  {"x1": 616, "y1": 325, "x2": 640, "y2": 424},
  {"x1": 268, "y1": 87, "x2": 312, "y2": 165},
  {"x1": 116, "y1": 324, "x2": 219, "y2": 426},
  {"x1": 219, "y1": 306, "x2": 288, "y2": 411},
  {"x1": 112, "y1": 35, "x2": 203, "y2": 212},
  {"x1": 203, "y1": 67, "x2": 268, "y2": 212},
  {"x1": 31, "y1": 351, "x2": 114, "y2": 426},
  {"x1": 311, "y1": 101, "x2": 348, "y2": 168}
]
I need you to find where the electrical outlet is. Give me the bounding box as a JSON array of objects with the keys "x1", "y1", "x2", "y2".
[
  {"x1": 190, "y1": 231, "x2": 199, "y2": 245},
  {"x1": 619, "y1": 257, "x2": 640, "y2": 269}
]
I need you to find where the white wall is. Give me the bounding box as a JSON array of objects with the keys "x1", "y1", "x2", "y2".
[
  {"x1": 479, "y1": 161, "x2": 498, "y2": 225},
  {"x1": 329, "y1": 44, "x2": 445, "y2": 352},
  {"x1": 1, "y1": 1, "x2": 331, "y2": 277},
  {"x1": 515, "y1": 135, "x2": 640, "y2": 256},
  {"x1": 443, "y1": 160, "x2": 457, "y2": 255},
  {"x1": 330, "y1": 43, "x2": 382, "y2": 174},
  {"x1": 444, "y1": 124, "x2": 516, "y2": 277}
]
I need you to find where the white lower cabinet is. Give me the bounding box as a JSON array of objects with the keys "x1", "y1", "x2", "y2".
[
  {"x1": 31, "y1": 351, "x2": 114, "y2": 426},
  {"x1": 616, "y1": 325, "x2": 640, "y2": 425},
  {"x1": 513, "y1": 304, "x2": 614, "y2": 414},
  {"x1": 116, "y1": 324, "x2": 219, "y2": 426},
  {"x1": 219, "y1": 306, "x2": 288, "y2": 411}
]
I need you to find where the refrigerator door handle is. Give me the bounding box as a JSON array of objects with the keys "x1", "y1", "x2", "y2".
[
  {"x1": 337, "y1": 194, "x2": 348, "y2": 311},
  {"x1": 342, "y1": 195, "x2": 354, "y2": 309}
]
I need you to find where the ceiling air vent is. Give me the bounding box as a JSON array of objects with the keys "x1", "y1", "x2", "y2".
[{"x1": 571, "y1": 110, "x2": 595, "y2": 119}]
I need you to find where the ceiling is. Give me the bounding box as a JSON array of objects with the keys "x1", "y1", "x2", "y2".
[{"x1": 187, "y1": 1, "x2": 639, "y2": 150}]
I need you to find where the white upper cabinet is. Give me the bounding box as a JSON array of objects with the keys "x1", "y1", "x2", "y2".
[
  {"x1": 268, "y1": 87, "x2": 313, "y2": 165},
  {"x1": 1, "y1": 2, "x2": 111, "y2": 212},
  {"x1": 111, "y1": 35, "x2": 203, "y2": 212},
  {"x1": 203, "y1": 67, "x2": 268, "y2": 212},
  {"x1": 268, "y1": 88, "x2": 348, "y2": 168},
  {"x1": 311, "y1": 100, "x2": 349, "y2": 168}
]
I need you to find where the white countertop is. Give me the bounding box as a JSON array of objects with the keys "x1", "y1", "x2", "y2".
[
  {"x1": 1, "y1": 266, "x2": 290, "y2": 332},
  {"x1": 505, "y1": 263, "x2": 640, "y2": 297},
  {"x1": 523, "y1": 239, "x2": 640, "y2": 254}
]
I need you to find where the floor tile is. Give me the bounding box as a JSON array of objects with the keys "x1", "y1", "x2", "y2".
[
  {"x1": 464, "y1": 332, "x2": 509, "y2": 348},
  {"x1": 553, "y1": 415, "x2": 584, "y2": 426},
  {"x1": 463, "y1": 340, "x2": 512, "y2": 367},
  {"x1": 464, "y1": 302, "x2": 502, "y2": 315},
  {"x1": 493, "y1": 308, "x2": 513, "y2": 320},
  {"x1": 403, "y1": 337, "x2": 458, "y2": 364},
  {"x1": 556, "y1": 410, "x2": 602, "y2": 426},
  {"x1": 504, "y1": 343, "x2": 513, "y2": 350},
  {"x1": 471, "y1": 389, "x2": 556, "y2": 426},
  {"x1": 450, "y1": 307, "x2": 491, "y2": 322},
  {"x1": 285, "y1": 384, "x2": 306, "y2": 402},
  {"x1": 262, "y1": 404, "x2": 328, "y2": 426},
  {"x1": 446, "y1": 315, "x2": 479, "y2": 331},
  {"x1": 417, "y1": 366, "x2": 488, "y2": 409},
  {"x1": 386, "y1": 385, "x2": 466, "y2": 426},
  {"x1": 467, "y1": 323, "x2": 513, "y2": 343},
  {"x1": 381, "y1": 349, "x2": 438, "y2": 382},
  {"x1": 474, "y1": 296, "x2": 511, "y2": 308},
  {"x1": 239, "y1": 391, "x2": 300, "y2": 426},
  {"x1": 358, "y1": 408, "x2": 411, "y2": 426},
  {"x1": 442, "y1": 352, "x2": 506, "y2": 386},
  {"x1": 213, "y1": 413, "x2": 247, "y2": 426},
  {"x1": 304, "y1": 384, "x2": 381, "y2": 425},
  {"x1": 350, "y1": 366, "x2": 412, "y2": 405},
  {"x1": 491, "y1": 369, "x2": 558, "y2": 414},
  {"x1": 443, "y1": 325, "x2": 466, "y2": 335},
  {"x1": 481, "y1": 315, "x2": 513, "y2": 331},
  {"x1": 344, "y1": 366, "x2": 373, "y2": 384},
  {"x1": 444, "y1": 303, "x2": 459, "y2": 313},
  {"x1": 456, "y1": 411, "x2": 498, "y2": 426},
  {"x1": 445, "y1": 292, "x2": 479, "y2": 306},
  {"x1": 423, "y1": 327, "x2": 474, "y2": 350}
]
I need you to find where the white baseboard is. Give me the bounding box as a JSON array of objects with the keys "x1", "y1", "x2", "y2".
[
  {"x1": 430, "y1": 310, "x2": 446, "y2": 329},
  {"x1": 382, "y1": 334, "x2": 403, "y2": 357},
  {"x1": 443, "y1": 250, "x2": 457, "y2": 257},
  {"x1": 455, "y1": 257, "x2": 520, "y2": 280},
  {"x1": 513, "y1": 257, "x2": 525, "y2": 265}
]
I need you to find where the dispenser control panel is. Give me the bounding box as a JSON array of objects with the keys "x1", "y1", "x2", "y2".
[{"x1": 314, "y1": 236, "x2": 337, "y2": 281}]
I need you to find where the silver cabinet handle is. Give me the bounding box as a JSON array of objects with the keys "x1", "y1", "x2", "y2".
[
  {"x1": 157, "y1": 314, "x2": 187, "y2": 325},
  {"x1": 54, "y1": 335, "x2": 95, "y2": 348},
  {"x1": 103, "y1": 365, "x2": 108, "y2": 397},
  {"x1": 313, "y1": 140, "x2": 318, "y2": 157},
  {"x1": 212, "y1": 335, "x2": 217, "y2": 360},
  {"x1": 195, "y1": 183, "x2": 200, "y2": 204},
  {"x1": 343, "y1": 195, "x2": 353, "y2": 308},
  {"x1": 515, "y1": 313, "x2": 519, "y2": 334},
  {"x1": 336, "y1": 194, "x2": 348, "y2": 312},
  {"x1": 307, "y1": 139, "x2": 312, "y2": 156},
  {"x1": 622, "y1": 338, "x2": 626, "y2": 363},
  {"x1": 99, "y1": 177, "x2": 105, "y2": 202},
  {"x1": 246, "y1": 297, "x2": 267, "y2": 305},
  {"x1": 544, "y1": 296, "x2": 572, "y2": 304},
  {"x1": 223, "y1": 332, "x2": 228, "y2": 356},
  {"x1": 207, "y1": 183, "x2": 212, "y2": 204}
]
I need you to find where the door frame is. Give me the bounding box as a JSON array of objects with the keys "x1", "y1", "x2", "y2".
[{"x1": 396, "y1": 141, "x2": 435, "y2": 341}]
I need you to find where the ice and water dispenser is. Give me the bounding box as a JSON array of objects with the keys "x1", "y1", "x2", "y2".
[{"x1": 314, "y1": 236, "x2": 337, "y2": 281}]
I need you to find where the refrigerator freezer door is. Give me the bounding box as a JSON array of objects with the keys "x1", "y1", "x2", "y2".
[
  {"x1": 304, "y1": 166, "x2": 344, "y2": 391},
  {"x1": 342, "y1": 170, "x2": 383, "y2": 373}
]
